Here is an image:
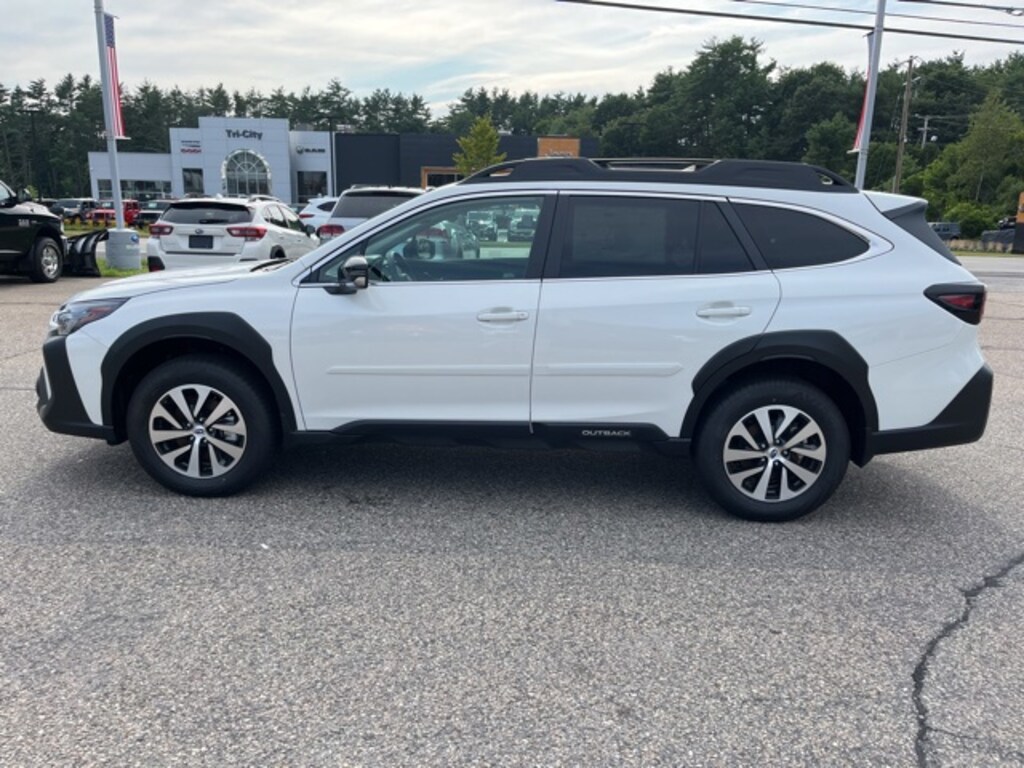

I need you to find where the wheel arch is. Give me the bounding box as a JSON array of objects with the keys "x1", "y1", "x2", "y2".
[
  {"x1": 100, "y1": 312, "x2": 296, "y2": 443},
  {"x1": 36, "y1": 224, "x2": 66, "y2": 249},
  {"x1": 682, "y1": 331, "x2": 878, "y2": 466}
]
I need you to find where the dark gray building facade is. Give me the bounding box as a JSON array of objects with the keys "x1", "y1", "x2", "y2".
[{"x1": 334, "y1": 133, "x2": 600, "y2": 190}]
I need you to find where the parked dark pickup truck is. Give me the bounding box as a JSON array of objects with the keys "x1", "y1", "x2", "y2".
[{"x1": 0, "y1": 180, "x2": 65, "y2": 283}]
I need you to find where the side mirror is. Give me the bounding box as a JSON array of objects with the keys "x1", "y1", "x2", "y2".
[
  {"x1": 18, "y1": 189, "x2": 32, "y2": 203},
  {"x1": 325, "y1": 255, "x2": 369, "y2": 295},
  {"x1": 305, "y1": 224, "x2": 317, "y2": 237}
]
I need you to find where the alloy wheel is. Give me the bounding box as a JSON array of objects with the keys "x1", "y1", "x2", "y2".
[
  {"x1": 147, "y1": 383, "x2": 247, "y2": 479},
  {"x1": 722, "y1": 404, "x2": 827, "y2": 503}
]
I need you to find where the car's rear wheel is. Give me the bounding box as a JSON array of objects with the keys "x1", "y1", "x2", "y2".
[
  {"x1": 126, "y1": 355, "x2": 278, "y2": 496},
  {"x1": 694, "y1": 378, "x2": 849, "y2": 522},
  {"x1": 28, "y1": 237, "x2": 62, "y2": 283}
]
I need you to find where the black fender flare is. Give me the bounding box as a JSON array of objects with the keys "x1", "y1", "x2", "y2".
[
  {"x1": 681, "y1": 330, "x2": 878, "y2": 452},
  {"x1": 100, "y1": 312, "x2": 297, "y2": 433}
]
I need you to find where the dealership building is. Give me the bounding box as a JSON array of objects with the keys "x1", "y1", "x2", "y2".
[{"x1": 88, "y1": 116, "x2": 598, "y2": 204}]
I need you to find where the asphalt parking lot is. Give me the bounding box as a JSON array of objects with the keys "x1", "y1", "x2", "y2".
[{"x1": 1, "y1": 261, "x2": 1022, "y2": 766}]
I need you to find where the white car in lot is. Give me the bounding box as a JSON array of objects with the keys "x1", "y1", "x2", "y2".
[
  {"x1": 296, "y1": 196, "x2": 338, "y2": 233},
  {"x1": 38, "y1": 157, "x2": 992, "y2": 522},
  {"x1": 317, "y1": 186, "x2": 424, "y2": 242},
  {"x1": 146, "y1": 196, "x2": 318, "y2": 270}
]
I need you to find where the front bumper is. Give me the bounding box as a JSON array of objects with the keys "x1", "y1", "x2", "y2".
[
  {"x1": 36, "y1": 335, "x2": 116, "y2": 442},
  {"x1": 863, "y1": 363, "x2": 993, "y2": 462}
]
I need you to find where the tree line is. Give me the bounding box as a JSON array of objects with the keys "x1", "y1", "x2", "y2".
[{"x1": 3, "y1": 36, "x2": 1023, "y2": 232}]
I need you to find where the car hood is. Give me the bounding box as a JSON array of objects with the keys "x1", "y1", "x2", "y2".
[{"x1": 62, "y1": 262, "x2": 281, "y2": 304}]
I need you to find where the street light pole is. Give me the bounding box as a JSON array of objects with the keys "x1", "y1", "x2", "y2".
[{"x1": 854, "y1": 0, "x2": 888, "y2": 189}]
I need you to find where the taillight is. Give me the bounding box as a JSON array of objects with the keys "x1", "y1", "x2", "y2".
[
  {"x1": 925, "y1": 283, "x2": 986, "y2": 325},
  {"x1": 299, "y1": 213, "x2": 313, "y2": 219},
  {"x1": 226, "y1": 225, "x2": 267, "y2": 241},
  {"x1": 318, "y1": 224, "x2": 345, "y2": 238},
  {"x1": 149, "y1": 224, "x2": 173, "y2": 237}
]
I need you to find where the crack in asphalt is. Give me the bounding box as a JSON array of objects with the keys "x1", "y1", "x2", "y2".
[{"x1": 913, "y1": 552, "x2": 1024, "y2": 767}]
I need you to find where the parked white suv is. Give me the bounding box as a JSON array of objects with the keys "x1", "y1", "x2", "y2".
[
  {"x1": 38, "y1": 158, "x2": 991, "y2": 521},
  {"x1": 146, "y1": 196, "x2": 318, "y2": 271},
  {"x1": 317, "y1": 186, "x2": 424, "y2": 242},
  {"x1": 296, "y1": 195, "x2": 338, "y2": 233}
]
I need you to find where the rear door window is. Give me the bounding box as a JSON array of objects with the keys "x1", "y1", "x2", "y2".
[
  {"x1": 697, "y1": 202, "x2": 755, "y2": 274},
  {"x1": 553, "y1": 197, "x2": 758, "y2": 278},
  {"x1": 262, "y1": 205, "x2": 286, "y2": 228},
  {"x1": 556, "y1": 196, "x2": 699, "y2": 278}
]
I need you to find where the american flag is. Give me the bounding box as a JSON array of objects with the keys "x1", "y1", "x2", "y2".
[{"x1": 104, "y1": 13, "x2": 126, "y2": 139}]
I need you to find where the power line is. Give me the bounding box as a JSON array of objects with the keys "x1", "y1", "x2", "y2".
[
  {"x1": 556, "y1": 0, "x2": 1024, "y2": 44},
  {"x1": 900, "y1": 0, "x2": 1024, "y2": 17},
  {"x1": 736, "y1": 0, "x2": 1024, "y2": 29}
]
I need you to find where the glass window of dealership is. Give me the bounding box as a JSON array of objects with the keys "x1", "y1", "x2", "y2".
[{"x1": 88, "y1": 116, "x2": 596, "y2": 203}]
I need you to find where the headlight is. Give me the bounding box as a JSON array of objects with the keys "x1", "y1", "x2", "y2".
[{"x1": 49, "y1": 298, "x2": 128, "y2": 336}]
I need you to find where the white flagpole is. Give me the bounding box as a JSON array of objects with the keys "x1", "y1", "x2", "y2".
[
  {"x1": 94, "y1": 0, "x2": 125, "y2": 228},
  {"x1": 854, "y1": 0, "x2": 887, "y2": 190}
]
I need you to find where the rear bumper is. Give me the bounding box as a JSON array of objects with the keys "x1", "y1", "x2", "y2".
[
  {"x1": 862, "y1": 363, "x2": 992, "y2": 462},
  {"x1": 36, "y1": 335, "x2": 116, "y2": 442}
]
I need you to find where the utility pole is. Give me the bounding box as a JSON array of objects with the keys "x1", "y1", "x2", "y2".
[
  {"x1": 854, "y1": 0, "x2": 888, "y2": 189},
  {"x1": 892, "y1": 56, "x2": 916, "y2": 194}
]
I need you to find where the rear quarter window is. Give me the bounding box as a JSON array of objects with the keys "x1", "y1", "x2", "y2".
[{"x1": 734, "y1": 203, "x2": 868, "y2": 269}]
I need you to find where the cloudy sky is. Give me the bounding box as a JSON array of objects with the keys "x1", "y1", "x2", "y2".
[{"x1": 5, "y1": 0, "x2": 1024, "y2": 115}]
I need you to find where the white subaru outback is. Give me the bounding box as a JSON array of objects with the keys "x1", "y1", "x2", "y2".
[{"x1": 37, "y1": 158, "x2": 991, "y2": 521}]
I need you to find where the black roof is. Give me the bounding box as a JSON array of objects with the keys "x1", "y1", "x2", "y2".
[{"x1": 461, "y1": 157, "x2": 856, "y2": 193}]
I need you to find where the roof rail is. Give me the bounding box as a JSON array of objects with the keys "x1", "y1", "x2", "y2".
[{"x1": 461, "y1": 157, "x2": 856, "y2": 193}]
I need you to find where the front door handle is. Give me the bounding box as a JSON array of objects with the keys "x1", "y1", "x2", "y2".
[{"x1": 696, "y1": 305, "x2": 752, "y2": 319}]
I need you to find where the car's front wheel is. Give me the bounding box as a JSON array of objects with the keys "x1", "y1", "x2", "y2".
[
  {"x1": 28, "y1": 236, "x2": 62, "y2": 283},
  {"x1": 126, "y1": 355, "x2": 278, "y2": 496},
  {"x1": 694, "y1": 378, "x2": 850, "y2": 522}
]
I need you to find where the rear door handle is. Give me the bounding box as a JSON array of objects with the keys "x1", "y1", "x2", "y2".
[
  {"x1": 477, "y1": 309, "x2": 530, "y2": 323},
  {"x1": 696, "y1": 305, "x2": 752, "y2": 318}
]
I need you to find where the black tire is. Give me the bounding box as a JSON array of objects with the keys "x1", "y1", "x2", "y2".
[
  {"x1": 28, "y1": 236, "x2": 63, "y2": 283},
  {"x1": 694, "y1": 378, "x2": 850, "y2": 522},
  {"x1": 126, "y1": 355, "x2": 279, "y2": 496}
]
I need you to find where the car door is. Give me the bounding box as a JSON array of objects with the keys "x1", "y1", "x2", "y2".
[
  {"x1": 530, "y1": 194, "x2": 781, "y2": 438},
  {"x1": 290, "y1": 193, "x2": 554, "y2": 430},
  {"x1": 260, "y1": 205, "x2": 288, "y2": 254},
  {"x1": 279, "y1": 204, "x2": 314, "y2": 256}
]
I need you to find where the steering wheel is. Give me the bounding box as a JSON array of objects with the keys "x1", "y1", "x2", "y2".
[{"x1": 372, "y1": 251, "x2": 412, "y2": 282}]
